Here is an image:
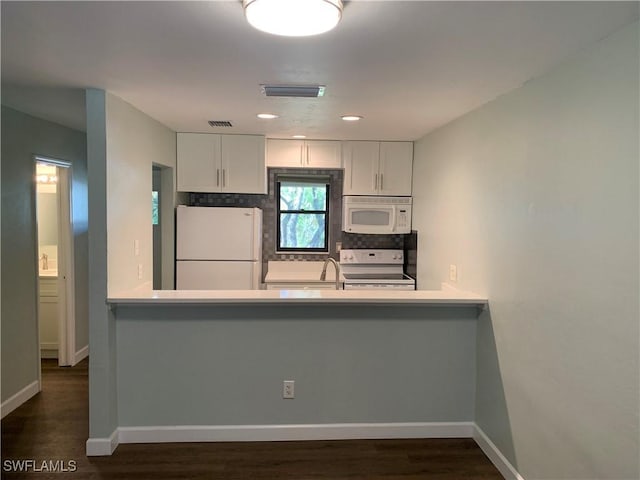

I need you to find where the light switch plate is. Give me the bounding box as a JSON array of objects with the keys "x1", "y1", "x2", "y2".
[{"x1": 449, "y1": 264, "x2": 457, "y2": 282}]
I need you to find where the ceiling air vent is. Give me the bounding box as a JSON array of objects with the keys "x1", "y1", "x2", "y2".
[
  {"x1": 208, "y1": 120, "x2": 233, "y2": 127},
  {"x1": 261, "y1": 85, "x2": 326, "y2": 98}
]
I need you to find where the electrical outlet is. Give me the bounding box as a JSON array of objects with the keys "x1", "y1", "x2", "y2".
[
  {"x1": 283, "y1": 380, "x2": 295, "y2": 399},
  {"x1": 137, "y1": 264, "x2": 143, "y2": 280},
  {"x1": 449, "y1": 264, "x2": 457, "y2": 282}
]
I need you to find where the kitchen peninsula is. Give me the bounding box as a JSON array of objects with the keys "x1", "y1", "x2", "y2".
[{"x1": 88, "y1": 287, "x2": 487, "y2": 455}]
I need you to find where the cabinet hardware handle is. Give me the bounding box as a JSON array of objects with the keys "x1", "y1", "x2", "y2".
[
  {"x1": 306, "y1": 145, "x2": 310, "y2": 165},
  {"x1": 380, "y1": 173, "x2": 384, "y2": 190},
  {"x1": 223, "y1": 169, "x2": 226, "y2": 187},
  {"x1": 300, "y1": 145, "x2": 304, "y2": 166},
  {"x1": 374, "y1": 173, "x2": 378, "y2": 190},
  {"x1": 217, "y1": 169, "x2": 220, "y2": 186}
]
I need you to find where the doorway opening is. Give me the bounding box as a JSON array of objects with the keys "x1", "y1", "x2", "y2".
[
  {"x1": 152, "y1": 166, "x2": 161, "y2": 289},
  {"x1": 152, "y1": 163, "x2": 175, "y2": 290},
  {"x1": 35, "y1": 157, "x2": 76, "y2": 367}
]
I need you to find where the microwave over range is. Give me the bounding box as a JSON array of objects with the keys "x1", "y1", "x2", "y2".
[{"x1": 342, "y1": 196, "x2": 412, "y2": 234}]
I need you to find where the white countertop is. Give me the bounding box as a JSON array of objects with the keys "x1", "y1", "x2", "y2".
[{"x1": 107, "y1": 287, "x2": 487, "y2": 307}]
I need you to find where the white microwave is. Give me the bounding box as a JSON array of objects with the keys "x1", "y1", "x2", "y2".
[{"x1": 342, "y1": 196, "x2": 412, "y2": 234}]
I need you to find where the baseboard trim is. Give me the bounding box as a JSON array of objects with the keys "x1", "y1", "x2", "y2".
[
  {"x1": 1, "y1": 380, "x2": 40, "y2": 419},
  {"x1": 74, "y1": 345, "x2": 89, "y2": 364},
  {"x1": 86, "y1": 429, "x2": 119, "y2": 456},
  {"x1": 473, "y1": 424, "x2": 524, "y2": 480},
  {"x1": 118, "y1": 422, "x2": 474, "y2": 445}
]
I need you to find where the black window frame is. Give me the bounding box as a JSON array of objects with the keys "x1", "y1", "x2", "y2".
[{"x1": 276, "y1": 180, "x2": 330, "y2": 253}]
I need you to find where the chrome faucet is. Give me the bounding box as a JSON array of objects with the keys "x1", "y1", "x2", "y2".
[{"x1": 320, "y1": 257, "x2": 341, "y2": 290}]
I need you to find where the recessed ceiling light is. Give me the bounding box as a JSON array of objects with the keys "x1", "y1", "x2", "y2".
[
  {"x1": 243, "y1": 0, "x2": 343, "y2": 37},
  {"x1": 257, "y1": 113, "x2": 279, "y2": 119},
  {"x1": 341, "y1": 115, "x2": 363, "y2": 122},
  {"x1": 292, "y1": 135, "x2": 306, "y2": 139}
]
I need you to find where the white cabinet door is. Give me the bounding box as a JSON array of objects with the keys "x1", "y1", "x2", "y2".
[
  {"x1": 221, "y1": 135, "x2": 266, "y2": 193},
  {"x1": 39, "y1": 277, "x2": 59, "y2": 356},
  {"x1": 305, "y1": 140, "x2": 342, "y2": 168},
  {"x1": 177, "y1": 133, "x2": 220, "y2": 192},
  {"x1": 266, "y1": 139, "x2": 305, "y2": 167},
  {"x1": 267, "y1": 139, "x2": 341, "y2": 169},
  {"x1": 178, "y1": 133, "x2": 266, "y2": 193},
  {"x1": 343, "y1": 141, "x2": 380, "y2": 195},
  {"x1": 379, "y1": 142, "x2": 413, "y2": 196}
]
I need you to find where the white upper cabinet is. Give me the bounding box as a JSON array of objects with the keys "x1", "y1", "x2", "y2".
[
  {"x1": 378, "y1": 142, "x2": 413, "y2": 196},
  {"x1": 177, "y1": 133, "x2": 266, "y2": 194},
  {"x1": 221, "y1": 134, "x2": 266, "y2": 194},
  {"x1": 342, "y1": 141, "x2": 380, "y2": 195},
  {"x1": 305, "y1": 140, "x2": 342, "y2": 168},
  {"x1": 266, "y1": 139, "x2": 342, "y2": 169},
  {"x1": 177, "y1": 133, "x2": 220, "y2": 193},
  {"x1": 343, "y1": 141, "x2": 413, "y2": 196},
  {"x1": 265, "y1": 139, "x2": 305, "y2": 168}
]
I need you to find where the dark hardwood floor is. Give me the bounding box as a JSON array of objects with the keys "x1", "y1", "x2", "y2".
[{"x1": 2, "y1": 359, "x2": 503, "y2": 479}]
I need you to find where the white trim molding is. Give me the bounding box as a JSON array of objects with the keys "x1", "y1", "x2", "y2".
[
  {"x1": 86, "y1": 429, "x2": 119, "y2": 456},
  {"x1": 473, "y1": 424, "x2": 524, "y2": 480},
  {"x1": 74, "y1": 345, "x2": 89, "y2": 365},
  {"x1": 1, "y1": 381, "x2": 40, "y2": 419},
  {"x1": 85, "y1": 422, "x2": 472, "y2": 450}
]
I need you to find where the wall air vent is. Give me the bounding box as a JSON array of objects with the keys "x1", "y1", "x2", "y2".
[
  {"x1": 261, "y1": 85, "x2": 326, "y2": 98},
  {"x1": 208, "y1": 120, "x2": 233, "y2": 127}
]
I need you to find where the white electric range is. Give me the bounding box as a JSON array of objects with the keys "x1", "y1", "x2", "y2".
[{"x1": 339, "y1": 249, "x2": 416, "y2": 290}]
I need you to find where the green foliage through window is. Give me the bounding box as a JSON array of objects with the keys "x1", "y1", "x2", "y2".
[
  {"x1": 152, "y1": 191, "x2": 159, "y2": 225},
  {"x1": 277, "y1": 180, "x2": 329, "y2": 251}
]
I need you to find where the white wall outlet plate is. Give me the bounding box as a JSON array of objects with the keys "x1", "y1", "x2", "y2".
[
  {"x1": 283, "y1": 380, "x2": 295, "y2": 399},
  {"x1": 449, "y1": 264, "x2": 458, "y2": 282}
]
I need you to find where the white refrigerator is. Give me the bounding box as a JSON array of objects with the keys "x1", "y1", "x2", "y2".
[{"x1": 176, "y1": 206, "x2": 262, "y2": 290}]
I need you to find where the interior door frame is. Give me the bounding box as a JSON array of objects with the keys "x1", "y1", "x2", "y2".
[{"x1": 34, "y1": 155, "x2": 76, "y2": 367}]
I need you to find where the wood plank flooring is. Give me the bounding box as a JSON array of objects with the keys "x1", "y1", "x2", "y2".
[{"x1": 2, "y1": 359, "x2": 503, "y2": 479}]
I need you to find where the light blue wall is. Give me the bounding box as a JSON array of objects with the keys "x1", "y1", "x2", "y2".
[
  {"x1": 412, "y1": 21, "x2": 639, "y2": 479},
  {"x1": 1, "y1": 105, "x2": 88, "y2": 403},
  {"x1": 86, "y1": 89, "x2": 176, "y2": 438},
  {"x1": 115, "y1": 304, "x2": 478, "y2": 427}
]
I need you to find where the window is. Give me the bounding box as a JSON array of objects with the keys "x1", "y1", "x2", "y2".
[
  {"x1": 152, "y1": 191, "x2": 159, "y2": 225},
  {"x1": 277, "y1": 178, "x2": 329, "y2": 252}
]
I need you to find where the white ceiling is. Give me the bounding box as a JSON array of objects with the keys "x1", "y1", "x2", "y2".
[{"x1": 1, "y1": 1, "x2": 638, "y2": 140}]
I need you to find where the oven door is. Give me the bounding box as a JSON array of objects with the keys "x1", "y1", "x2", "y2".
[{"x1": 342, "y1": 205, "x2": 397, "y2": 234}]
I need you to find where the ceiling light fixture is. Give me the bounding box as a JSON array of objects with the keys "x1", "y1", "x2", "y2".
[
  {"x1": 292, "y1": 135, "x2": 307, "y2": 139},
  {"x1": 257, "y1": 113, "x2": 279, "y2": 119},
  {"x1": 341, "y1": 115, "x2": 363, "y2": 121},
  {"x1": 243, "y1": 0, "x2": 343, "y2": 37}
]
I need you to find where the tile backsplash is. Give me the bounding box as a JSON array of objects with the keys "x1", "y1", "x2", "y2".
[{"x1": 187, "y1": 167, "x2": 418, "y2": 282}]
